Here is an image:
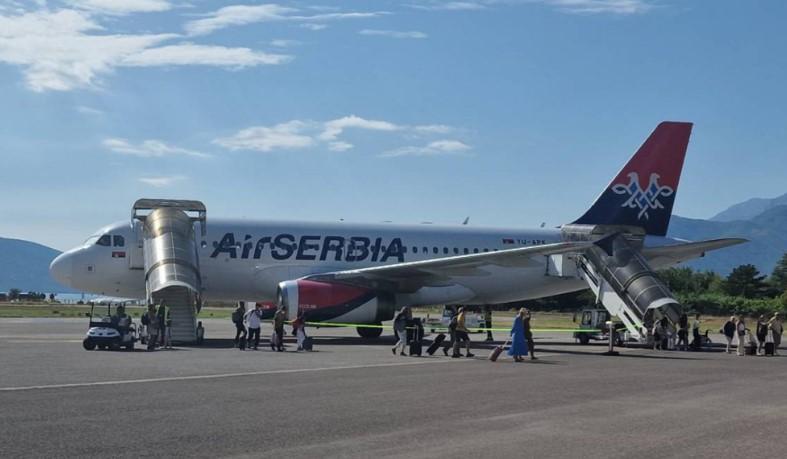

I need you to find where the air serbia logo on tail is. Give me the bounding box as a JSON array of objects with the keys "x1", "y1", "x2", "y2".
[
  {"x1": 573, "y1": 121, "x2": 692, "y2": 236},
  {"x1": 611, "y1": 172, "x2": 674, "y2": 220}
]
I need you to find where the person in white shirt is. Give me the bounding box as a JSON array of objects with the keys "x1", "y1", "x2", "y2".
[
  {"x1": 245, "y1": 303, "x2": 263, "y2": 350},
  {"x1": 736, "y1": 316, "x2": 747, "y2": 357}
]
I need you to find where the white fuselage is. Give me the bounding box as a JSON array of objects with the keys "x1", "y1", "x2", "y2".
[{"x1": 50, "y1": 218, "x2": 678, "y2": 306}]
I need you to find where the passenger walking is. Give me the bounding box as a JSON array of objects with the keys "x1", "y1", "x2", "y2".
[
  {"x1": 691, "y1": 313, "x2": 702, "y2": 351},
  {"x1": 677, "y1": 313, "x2": 689, "y2": 351},
  {"x1": 245, "y1": 303, "x2": 263, "y2": 350},
  {"x1": 484, "y1": 306, "x2": 494, "y2": 342},
  {"x1": 232, "y1": 302, "x2": 246, "y2": 347},
  {"x1": 652, "y1": 320, "x2": 664, "y2": 350},
  {"x1": 769, "y1": 313, "x2": 783, "y2": 355},
  {"x1": 736, "y1": 316, "x2": 746, "y2": 356},
  {"x1": 273, "y1": 306, "x2": 287, "y2": 352},
  {"x1": 392, "y1": 307, "x2": 410, "y2": 356},
  {"x1": 161, "y1": 302, "x2": 172, "y2": 349},
  {"x1": 291, "y1": 311, "x2": 306, "y2": 351},
  {"x1": 523, "y1": 309, "x2": 537, "y2": 360},
  {"x1": 756, "y1": 315, "x2": 768, "y2": 356},
  {"x1": 144, "y1": 304, "x2": 159, "y2": 351},
  {"x1": 454, "y1": 307, "x2": 474, "y2": 358},
  {"x1": 722, "y1": 316, "x2": 736, "y2": 354},
  {"x1": 443, "y1": 309, "x2": 458, "y2": 356},
  {"x1": 507, "y1": 308, "x2": 529, "y2": 362},
  {"x1": 196, "y1": 321, "x2": 205, "y2": 345}
]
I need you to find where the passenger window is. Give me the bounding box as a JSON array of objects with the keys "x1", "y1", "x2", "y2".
[
  {"x1": 453, "y1": 248, "x2": 459, "y2": 254},
  {"x1": 113, "y1": 235, "x2": 125, "y2": 247},
  {"x1": 423, "y1": 247, "x2": 428, "y2": 253},
  {"x1": 96, "y1": 235, "x2": 111, "y2": 246},
  {"x1": 432, "y1": 247, "x2": 438, "y2": 254},
  {"x1": 473, "y1": 248, "x2": 479, "y2": 253},
  {"x1": 402, "y1": 246, "x2": 407, "y2": 253},
  {"x1": 443, "y1": 247, "x2": 449, "y2": 254},
  {"x1": 463, "y1": 248, "x2": 469, "y2": 254},
  {"x1": 483, "y1": 248, "x2": 489, "y2": 252},
  {"x1": 412, "y1": 247, "x2": 418, "y2": 254}
]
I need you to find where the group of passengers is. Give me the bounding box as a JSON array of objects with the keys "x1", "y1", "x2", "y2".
[
  {"x1": 231, "y1": 301, "x2": 308, "y2": 351},
  {"x1": 651, "y1": 313, "x2": 704, "y2": 351},
  {"x1": 140, "y1": 302, "x2": 173, "y2": 351},
  {"x1": 721, "y1": 312, "x2": 783, "y2": 356}
]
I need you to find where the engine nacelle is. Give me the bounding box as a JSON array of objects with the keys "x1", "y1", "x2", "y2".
[{"x1": 276, "y1": 280, "x2": 395, "y2": 324}]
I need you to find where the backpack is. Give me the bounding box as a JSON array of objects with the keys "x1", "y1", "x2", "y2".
[
  {"x1": 141, "y1": 312, "x2": 150, "y2": 326},
  {"x1": 231, "y1": 310, "x2": 242, "y2": 323}
]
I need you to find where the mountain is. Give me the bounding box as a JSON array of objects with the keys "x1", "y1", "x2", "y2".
[
  {"x1": 0, "y1": 237, "x2": 76, "y2": 293},
  {"x1": 710, "y1": 192, "x2": 787, "y2": 222},
  {"x1": 669, "y1": 205, "x2": 787, "y2": 276}
]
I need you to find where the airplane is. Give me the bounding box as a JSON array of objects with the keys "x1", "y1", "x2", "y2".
[{"x1": 50, "y1": 121, "x2": 746, "y2": 341}]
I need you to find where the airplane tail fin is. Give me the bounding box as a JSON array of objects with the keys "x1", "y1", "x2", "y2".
[{"x1": 572, "y1": 121, "x2": 693, "y2": 236}]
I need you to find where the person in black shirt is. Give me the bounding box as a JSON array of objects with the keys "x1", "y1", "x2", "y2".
[
  {"x1": 722, "y1": 316, "x2": 736, "y2": 354},
  {"x1": 524, "y1": 309, "x2": 536, "y2": 360}
]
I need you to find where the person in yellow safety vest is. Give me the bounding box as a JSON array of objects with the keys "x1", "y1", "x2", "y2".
[
  {"x1": 452, "y1": 307, "x2": 474, "y2": 358},
  {"x1": 157, "y1": 302, "x2": 171, "y2": 349}
]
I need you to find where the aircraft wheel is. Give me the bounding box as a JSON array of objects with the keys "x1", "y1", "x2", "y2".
[
  {"x1": 578, "y1": 334, "x2": 590, "y2": 345},
  {"x1": 357, "y1": 324, "x2": 383, "y2": 339},
  {"x1": 83, "y1": 339, "x2": 96, "y2": 351}
]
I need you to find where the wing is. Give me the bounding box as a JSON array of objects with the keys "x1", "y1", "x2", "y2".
[
  {"x1": 641, "y1": 238, "x2": 748, "y2": 269},
  {"x1": 304, "y1": 241, "x2": 592, "y2": 292}
]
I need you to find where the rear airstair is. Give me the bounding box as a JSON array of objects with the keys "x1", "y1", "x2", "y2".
[
  {"x1": 133, "y1": 199, "x2": 206, "y2": 344},
  {"x1": 553, "y1": 225, "x2": 684, "y2": 341}
]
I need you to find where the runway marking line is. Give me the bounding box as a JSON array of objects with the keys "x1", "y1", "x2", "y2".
[{"x1": 0, "y1": 358, "x2": 473, "y2": 392}]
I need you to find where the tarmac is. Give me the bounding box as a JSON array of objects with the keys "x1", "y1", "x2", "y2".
[{"x1": 0, "y1": 318, "x2": 785, "y2": 458}]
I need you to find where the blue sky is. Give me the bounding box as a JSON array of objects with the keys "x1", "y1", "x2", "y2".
[{"x1": 1, "y1": 0, "x2": 786, "y2": 251}]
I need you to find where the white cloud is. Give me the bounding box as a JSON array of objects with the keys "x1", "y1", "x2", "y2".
[
  {"x1": 300, "y1": 23, "x2": 327, "y2": 31},
  {"x1": 541, "y1": 0, "x2": 653, "y2": 14},
  {"x1": 213, "y1": 121, "x2": 316, "y2": 152},
  {"x1": 104, "y1": 138, "x2": 210, "y2": 158},
  {"x1": 0, "y1": 8, "x2": 291, "y2": 92},
  {"x1": 122, "y1": 43, "x2": 291, "y2": 67},
  {"x1": 139, "y1": 175, "x2": 186, "y2": 187},
  {"x1": 319, "y1": 115, "x2": 400, "y2": 141},
  {"x1": 359, "y1": 29, "x2": 428, "y2": 39},
  {"x1": 270, "y1": 39, "x2": 300, "y2": 48},
  {"x1": 408, "y1": 2, "x2": 487, "y2": 11},
  {"x1": 380, "y1": 139, "x2": 472, "y2": 157},
  {"x1": 67, "y1": 0, "x2": 172, "y2": 15},
  {"x1": 215, "y1": 116, "x2": 464, "y2": 156},
  {"x1": 328, "y1": 141, "x2": 354, "y2": 152},
  {"x1": 184, "y1": 4, "x2": 296, "y2": 36},
  {"x1": 76, "y1": 105, "x2": 103, "y2": 115},
  {"x1": 185, "y1": 4, "x2": 386, "y2": 36}
]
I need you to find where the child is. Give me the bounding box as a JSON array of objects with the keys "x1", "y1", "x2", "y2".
[{"x1": 196, "y1": 321, "x2": 205, "y2": 345}]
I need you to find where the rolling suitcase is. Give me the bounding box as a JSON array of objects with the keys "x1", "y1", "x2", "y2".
[
  {"x1": 765, "y1": 331, "x2": 774, "y2": 356},
  {"x1": 409, "y1": 339, "x2": 422, "y2": 357},
  {"x1": 303, "y1": 336, "x2": 313, "y2": 351},
  {"x1": 489, "y1": 339, "x2": 510, "y2": 362},
  {"x1": 426, "y1": 333, "x2": 446, "y2": 355}
]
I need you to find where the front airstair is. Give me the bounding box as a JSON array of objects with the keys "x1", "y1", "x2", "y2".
[{"x1": 133, "y1": 199, "x2": 206, "y2": 344}]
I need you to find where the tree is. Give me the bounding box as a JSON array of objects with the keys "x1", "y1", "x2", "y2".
[
  {"x1": 723, "y1": 264, "x2": 767, "y2": 299},
  {"x1": 8, "y1": 288, "x2": 20, "y2": 301},
  {"x1": 770, "y1": 253, "x2": 787, "y2": 291}
]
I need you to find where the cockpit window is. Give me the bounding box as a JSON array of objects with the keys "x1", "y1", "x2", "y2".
[
  {"x1": 96, "y1": 235, "x2": 111, "y2": 246},
  {"x1": 113, "y1": 235, "x2": 125, "y2": 247}
]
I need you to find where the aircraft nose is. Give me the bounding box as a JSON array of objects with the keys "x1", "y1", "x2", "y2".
[{"x1": 49, "y1": 252, "x2": 74, "y2": 288}]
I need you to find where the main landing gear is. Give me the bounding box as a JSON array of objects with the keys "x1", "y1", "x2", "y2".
[{"x1": 357, "y1": 323, "x2": 383, "y2": 339}]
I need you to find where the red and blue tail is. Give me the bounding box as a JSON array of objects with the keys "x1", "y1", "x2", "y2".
[{"x1": 573, "y1": 121, "x2": 693, "y2": 236}]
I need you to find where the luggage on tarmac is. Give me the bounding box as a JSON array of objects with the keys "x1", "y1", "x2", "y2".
[
  {"x1": 303, "y1": 336, "x2": 313, "y2": 351},
  {"x1": 238, "y1": 337, "x2": 246, "y2": 351},
  {"x1": 409, "y1": 339, "x2": 422, "y2": 357},
  {"x1": 489, "y1": 339, "x2": 510, "y2": 362},
  {"x1": 765, "y1": 342, "x2": 775, "y2": 356},
  {"x1": 427, "y1": 333, "x2": 446, "y2": 355}
]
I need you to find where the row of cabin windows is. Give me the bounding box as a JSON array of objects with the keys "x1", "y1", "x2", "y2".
[
  {"x1": 402, "y1": 246, "x2": 494, "y2": 255},
  {"x1": 96, "y1": 235, "x2": 125, "y2": 248}
]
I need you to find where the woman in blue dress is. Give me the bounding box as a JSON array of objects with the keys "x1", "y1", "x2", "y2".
[{"x1": 508, "y1": 308, "x2": 529, "y2": 362}]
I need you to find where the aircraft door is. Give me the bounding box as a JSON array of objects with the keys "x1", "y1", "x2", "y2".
[{"x1": 128, "y1": 221, "x2": 144, "y2": 270}]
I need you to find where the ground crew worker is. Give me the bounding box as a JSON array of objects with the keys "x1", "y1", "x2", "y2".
[
  {"x1": 157, "y1": 302, "x2": 171, "y2": 349},
  {"x1": 273, "y1": 306, "x2": 287, "y2": 352},
  {"x1": 484, "y1": 306, "x2": 494, "y2": 342}
]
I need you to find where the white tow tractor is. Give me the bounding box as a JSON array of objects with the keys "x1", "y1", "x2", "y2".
[
  {"x1": 423, "y1": 306, "x2": 486, "y2": 333},
  {"x1": 573, "y1": 308, "x2": 625, "y2": 346},
  {"x1": 82, "y1": 303, "x2": 138, "y2": 351}
]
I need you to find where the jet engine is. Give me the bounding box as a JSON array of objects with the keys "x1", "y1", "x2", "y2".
[{"x1": 276, "y1": 279, "x2": 395, "y2": 338}]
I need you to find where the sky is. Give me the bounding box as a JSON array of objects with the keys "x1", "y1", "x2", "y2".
[{"x1": 1, "y1": 0, "x2": 786, "y2": 251}]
